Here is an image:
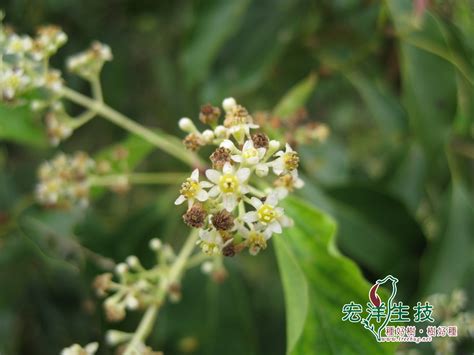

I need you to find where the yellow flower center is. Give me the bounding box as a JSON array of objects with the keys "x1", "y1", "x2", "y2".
[
  {"x1": 180, "y1": 178, "x2": 200, "y2": 198},
  {"x1": 219, "y1": 174, "x2": 239, "y2": 193},
  {"x1": 283, "y1": 152, "x2": 299, "y2": 171},
  {"x1": 248, "y1": 231, "x2": 267, "y2": 249},
  {"x1": 257, "y1": 204, "x2": 276, "y2": 224}
]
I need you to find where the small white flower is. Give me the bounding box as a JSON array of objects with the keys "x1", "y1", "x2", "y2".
[
  {"x1": 236, "y1": 222, "x2": 270, "y2": 256},
  {"x1": 175, "y1": 169, "x2": 212, "y2": 207},
  {"x1": 197, "y1": 228, "x2": 231, "y2": 255},
  {"x1": 271, "y1": 143, "x2": 299, "y2": 175},
  {"x1": 5, "y1": 34, "x2": 33, "y2": 54},
  {"x1": 231, "y1": 139, "x2": 266, "y2": 166},
  {"x1": 274, "y1": 170, "x2": 304, "y2": 199},
  {"x1": 242, "y1": 192, "x2": 293, "y2": 235},
  {"x1": 206, "y1": 162, "x2": 250, "y2": 212},
  {"x1": 60, "y1": 342, "x2": 98, "y2": 355}
]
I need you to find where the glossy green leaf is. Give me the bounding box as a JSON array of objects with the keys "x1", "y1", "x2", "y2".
[
  {"x1": 0, "y1": 105, "x2": 46, "y2": 147},
  {"x1": 276, "y1": 196, "x2": 397, "y2": 355},
  {"x1": 273, "y1": 73, "x2": 318, "y2": 119},
  {"x1": 274, "y1": 234, "x2": 309, "y2": 354}
]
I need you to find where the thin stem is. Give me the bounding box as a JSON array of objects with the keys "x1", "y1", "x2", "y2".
[
  {"x1": 60, "y1": 87, "x2": 204, "y2": 168},
  {"x1": 89, "y1": 172, "x2": 188, "y2": 187},
  {"x1": 69, "y1": 110, "x2": 96, "y2": 129},
  {"x1": 123, "y1": 230, "x2": 198, "y2": 354},
  {"x1": 91, "y1": 76, "x2": 103, "y2": 102}
]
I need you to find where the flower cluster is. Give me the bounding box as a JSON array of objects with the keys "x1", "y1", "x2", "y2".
[
  {"x1": 427, "y1": 289, "x2": 474, "y2": 354},
  {"x1": 35, "y1": 152, "x2": 95, "y2": 208},
  {"x1": 93, "y1": 239, "x2": 180, "y2": 323},
  {"x1": 35, "y1": 147, "x2": 132, "y2": 208},
  {"x1": 67, "y1": 41, "x2": 112, "y2": 80},
  {"x1": 1, "y1": 12, "x2": 112, "y2": 146},
  {"x1": 0, "y1": 12, "x2": 67, "y2": 103},
  {"x1": 176, "y1": 98, "x2": 303, "y2": 256}
]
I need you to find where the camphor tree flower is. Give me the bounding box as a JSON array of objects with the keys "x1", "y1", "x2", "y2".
[
  {"x1": 206, "y1": 162, "x2": 251, "y2": 212},
  {"x1": 175, "y1": 97, "x2": 304, "y2": 256},
  {"x1": 243, "y1": 192, "x2": 293, "y2": 235},
  {"x1": 175, "y1": 169, "x2": 212, "y2": 208}
]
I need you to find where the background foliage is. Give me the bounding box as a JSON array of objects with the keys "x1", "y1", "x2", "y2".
[{"x1": 0, "y1": 0, "x2": 473, "y2": 354}]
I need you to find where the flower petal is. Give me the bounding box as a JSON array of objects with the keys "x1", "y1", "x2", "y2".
[
  {"x1": 249, "y1": 196, "x2": 262, "y2": 209},
  {"x1": 268, "y1": 221, "x2": 282, "y2": 234},
  {"x1": 236, "y1": 168, "x2": 250, "y2": 182},
  {"x1": 266, "y1": 192, "x2": 279, "y2": 206},
  {"x1": 200, "y1": 181, "x2": 213, "y2": 188},
  {"x1": 231, "y1": 155, "x2": 242, "y2": 163},
  {"x1": 223, "y1": 162, "x2": 234, "y2": 174},
  {"x1": 174, "y1": 195, "x2": 186, "y2": 205},
  {"x1": 196, "y1": 189, "x2": 208, "y2": 202},
  {"x1": 222, "y1": 194, "x2": 237, "y2": 212},
  {"x1": 205, "y1": 169, "x2": 221, "y2": 184},
  {"x1": 242, "y1": 211, "x2": 258, "y2": 223},
  {"x1": 208, "y1": 185, "x2": 220, "y2": 197},
  {"x1": 191, "y1": 168, "x2": 199, "y2": 181}
]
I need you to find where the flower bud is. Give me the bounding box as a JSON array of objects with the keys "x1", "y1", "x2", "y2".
[
  {"x1": 178, "y1": 117, "x2": 196, "y2": 133},
  {"x1": 149, "y1": 238, "x2": 162, "y2": 251},
  {"x1": 115, "y1": 263, "x2": 128, "y2": 275},
  {"x1": 222, "y1": 97, "x2": 236, "y2": 111}
]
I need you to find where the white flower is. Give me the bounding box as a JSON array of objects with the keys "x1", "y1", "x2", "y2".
[
  {"x1": 274, "y1": 170, "x2": 304, "y2": 199},
  {"x1": 60, "y1": 342, "x2": 98, "y2": 355},
  {"x1": 197, "y1": 228, "x2": 231, "y2": 255},
  {"x1": 0, "y1": 68, "x2": 30, "y2": 99},
  {"x1": 242, "y1": 192, "x2": 293, "y2": 235},
  {"x1": 271, "y1": 143, "x2": 299, "y2": 175},
  {"x1": 230, "y1": 139, "x2": 266, "y2": 166},
  {"x1": 206, "y1": 162, "x2": 250, "y2": 212},
  {"x1": 236, "y1": 223, "x2": 270, "y2": 256},
  {"x1": 5, "y1": 34, "x2": 33, "y2": 54},
  {"x1": 175, "y1": 169, "x2": 212, "y2": 207}
]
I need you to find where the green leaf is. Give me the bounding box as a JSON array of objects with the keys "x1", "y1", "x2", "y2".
[
  {"x1": 422, "y1": 182, "x2": 474, "y2": 294},
  {"x1": 276, "y1": 196, "x2": 397, "y2": 355},
  {"x1": 345, "y1": 71, "x2": 406, "y2": 135},
  {"x1": 386, "y1": 1, "x2": 457, "y2": 154},
  {"x1": 273, "y1": 73, "x2": 318, "y2": 119},
  {"x1": 274, "y1": 235, "x2": 309, "y2": 354},
  {"x1": 0, "y1": 104, "x2": 46, "y2": 147},
  {"x1": 181, "y1": 0, "x2": 252, "y2": 87},
  {"x1": 326, "y1": 185, "x2": 426, "y2": 299}
]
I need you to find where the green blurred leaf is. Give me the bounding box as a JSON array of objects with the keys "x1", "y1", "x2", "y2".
[
  {"x1": 0, "y1": 105, "x2": 46, "y2": 147},
  {"x1": 276, "y1": 196, "x2": 396, "y2": 355},
  {"x1": 274, "y1": 234, "x2": 309, "y2": 354},
  {"x1": 423, "y1": 182, "x2": 474, "y2": 294},
  {"x1": 201, "y1": 0, "x2": 302, "y2": 101},
  {"x1": 346, "y1": 71, "x2": 406, "y2": 135},
  {"x1": 386, "y1": 1, "x2": 457, "y2": 154},
  {"x1": 273, "y1": 73, "x2": 318, "y2": 119},
  {"x1": 181, "y1": 0, "x2": 252, "y2": 87}
]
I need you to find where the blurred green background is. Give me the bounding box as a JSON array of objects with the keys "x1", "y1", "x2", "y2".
[{"x1": 1, "y1": 0, "x2": 473, "y2": 354}]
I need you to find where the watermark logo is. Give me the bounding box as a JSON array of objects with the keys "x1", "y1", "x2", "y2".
[{"x1": 341, "y1": 275, "x2": 458, "y2": 343}]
